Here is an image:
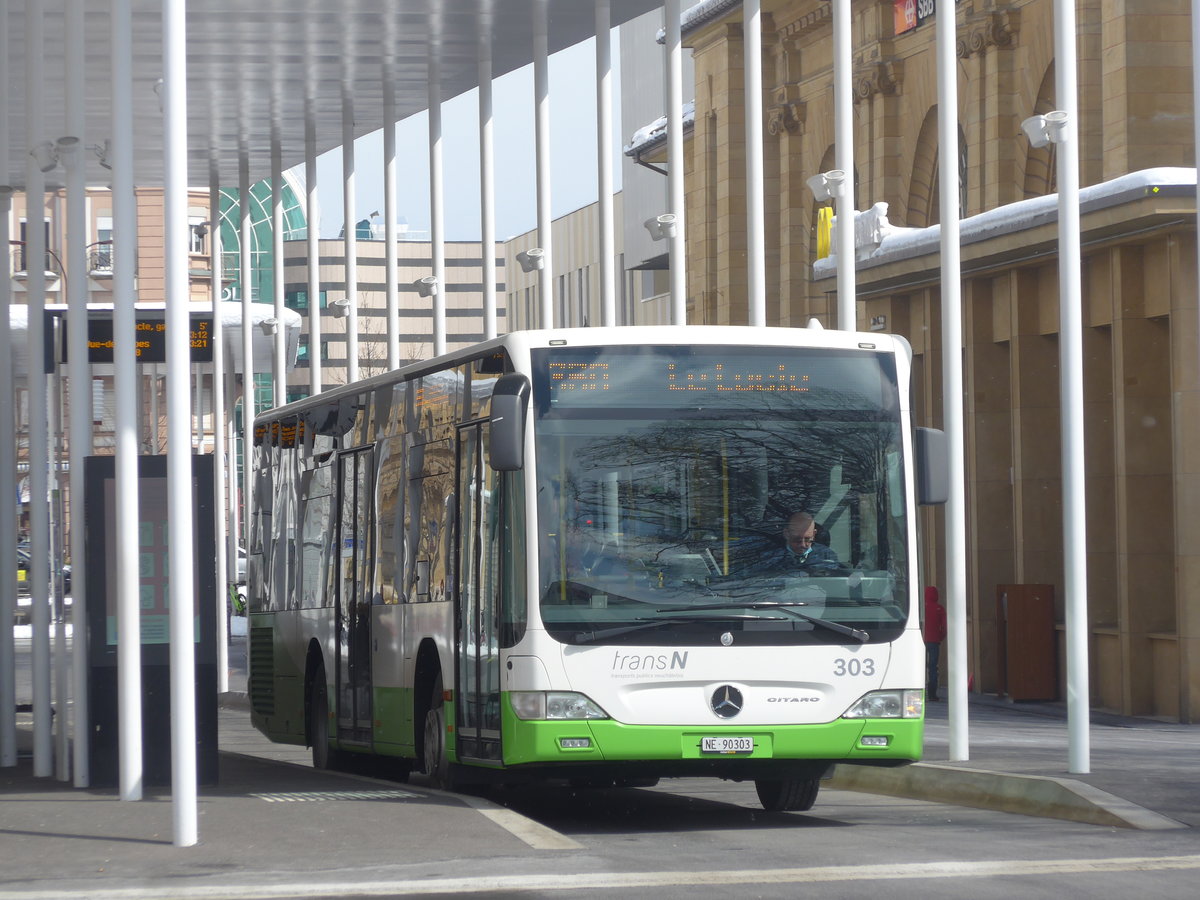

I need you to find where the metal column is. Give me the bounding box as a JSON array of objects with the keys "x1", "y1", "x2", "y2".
[{"x1": 936, "y1": 0, "x2": 969, "y2": 762}]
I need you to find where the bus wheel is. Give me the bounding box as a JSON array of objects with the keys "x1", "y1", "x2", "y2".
[
  {"x1": 754, "y1": 777, "x2": 819, "y2": 812},
  {"x1": 423, "y1": 676, "x2": 453, "y2": 790},
  {"x1": 309, "y1": 666, "x2": 333, "y2": 770}
]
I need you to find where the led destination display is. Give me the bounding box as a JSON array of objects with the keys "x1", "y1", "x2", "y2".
[
  {"x1": 547, "y1": 359, "x2": 812, "y2": 395},
  {"x1": 536, "y1": 346, "x2": 898, "y2": 413}
]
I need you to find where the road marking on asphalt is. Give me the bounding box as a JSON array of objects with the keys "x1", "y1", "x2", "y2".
[
  {"x1": 250, "y1": 789, "x2": 419, "y2": 802},
  {"x1": 455, "y1": 794, "x2": 584, "y2": 850},
  {"x1": 4, "y1": 854, "x2": 1199, "y2": 898}
]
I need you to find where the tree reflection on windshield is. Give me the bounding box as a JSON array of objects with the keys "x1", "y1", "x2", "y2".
[{"x1": 532, "y1": 347, "x2": 909, "y2": 647}]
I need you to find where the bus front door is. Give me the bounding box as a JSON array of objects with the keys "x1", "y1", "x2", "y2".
[
  {"x1": 455, "y1": 423, "x2": 502, "y2": 765},
  {"x1": 336, "y1": 447, "x2": 373, "y2": 746}
]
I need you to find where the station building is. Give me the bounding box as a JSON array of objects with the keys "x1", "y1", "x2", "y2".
[{"x1": 654, "y1": 0, "x2": 1198, "y2": 720}]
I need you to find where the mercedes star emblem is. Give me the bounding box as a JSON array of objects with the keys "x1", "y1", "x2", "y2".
[{"x1": 711, "y1": 685, "x2": 743, "y2": 718}]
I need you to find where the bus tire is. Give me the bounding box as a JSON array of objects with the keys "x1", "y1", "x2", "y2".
[
  {"x1": 754, "y1": 776, "x2": 819, "y2": 812},
  {"x1": 309, "y1": 665, "x2": 333, "y2": 770},
  {"x1": 423, "y1": 675, "x2": 453, "y2": 790}
]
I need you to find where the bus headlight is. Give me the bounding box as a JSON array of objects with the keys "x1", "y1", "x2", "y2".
[
  {"x1": 841, "y1": 690, "x2": 923, "y2": 719},
  {"x1": 510, "y1": 691, "x2": 610, "y2": 721}
]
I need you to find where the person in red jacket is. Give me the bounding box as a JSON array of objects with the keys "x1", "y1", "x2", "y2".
[{"x1": 923, "y1": 585, "x2": 947, "y2": 701}]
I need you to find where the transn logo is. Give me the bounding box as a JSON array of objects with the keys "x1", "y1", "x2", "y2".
[{"x1": 611, "y1": 651, "x2": 689, "y2": 672}]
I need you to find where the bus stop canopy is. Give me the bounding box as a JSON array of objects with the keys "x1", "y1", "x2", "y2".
[{"x1": 2, "y1": 0, "x2": 662, "y2": 191}]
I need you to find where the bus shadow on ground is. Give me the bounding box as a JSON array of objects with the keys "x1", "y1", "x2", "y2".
[{"x1": 485, "y1": 782, "x2": 852, "y2": 835}]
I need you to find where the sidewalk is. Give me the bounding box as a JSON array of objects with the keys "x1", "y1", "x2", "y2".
[{"x1": 829, "y1": 694, "x2": 1199, "y2": 829}]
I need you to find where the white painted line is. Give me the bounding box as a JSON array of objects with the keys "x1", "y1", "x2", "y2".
[
  {"x1": 250, "y1": 789, "x2": 420, "y2": 803},
  {"x1": 455, "y1": 794, "x2": 584, "y2": 850},
  {"x1": 3, "y1": 854, "x2": 1199, "y2": 899}
]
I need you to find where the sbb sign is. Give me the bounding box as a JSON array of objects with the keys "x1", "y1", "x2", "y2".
[{"x1": 894, "y1": 0, "x2": 954, "y2": 35}]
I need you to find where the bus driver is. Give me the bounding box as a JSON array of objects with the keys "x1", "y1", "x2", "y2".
[{"x1": 763, "y1": 511, "x2": 841, "y2": 574}]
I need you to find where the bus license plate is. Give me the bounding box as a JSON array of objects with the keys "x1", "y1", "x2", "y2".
[{"x1": 701, "y1": 736, "x2": 754, "y2": 754}]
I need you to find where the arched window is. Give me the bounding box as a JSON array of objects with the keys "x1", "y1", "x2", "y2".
[{"x1": 908, "y1": 109, "x2": 968, "y2": 226}]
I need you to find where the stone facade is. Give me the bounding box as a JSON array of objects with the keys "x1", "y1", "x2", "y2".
[{"x1": 681, "y1": 0, "x2": 1198, "y2": 720}]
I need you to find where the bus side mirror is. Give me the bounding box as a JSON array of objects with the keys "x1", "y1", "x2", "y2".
[
  {"x1": 915, "y1": 426, "x2": 949, "y2": 505},
  {"x1": 489, "y1": 373, "x2": 530, "y2": 471}
]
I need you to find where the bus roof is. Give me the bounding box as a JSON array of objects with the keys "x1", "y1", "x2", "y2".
[{"x1": 254, "y1": 325, "x2": 911, "y2": 426}]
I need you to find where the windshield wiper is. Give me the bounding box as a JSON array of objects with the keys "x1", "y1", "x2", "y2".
[
  {"x1": 660, "y1": 601, "x2": 870, "y2": 643},
  {"x1": 573, "y1": 613, "x2": 781, "y2": 645}
]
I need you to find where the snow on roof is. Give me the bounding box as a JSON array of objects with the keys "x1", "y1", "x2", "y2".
[
  {"x1": 655, "y1": 1, "x2": 741, "y2": 43},
  {"x1": 624, "y1": 101, "x2": 696, "y2": 156},
  {"x1": 813, "y1": 167, "x2": 1197, "y2": 278}
]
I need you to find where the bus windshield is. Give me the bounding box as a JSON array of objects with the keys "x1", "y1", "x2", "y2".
[{"x1": 531, "y1": 344, "x2": 909, "y2": 647}]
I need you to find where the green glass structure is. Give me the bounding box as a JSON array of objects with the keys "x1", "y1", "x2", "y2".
[{"x1": 217, "y1": 173, "x2": 308, "y2": 414}]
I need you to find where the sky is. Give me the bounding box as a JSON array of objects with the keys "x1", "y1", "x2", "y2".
[{"x1": 304, "y1": 34, "x2": 625, "y2": 243}]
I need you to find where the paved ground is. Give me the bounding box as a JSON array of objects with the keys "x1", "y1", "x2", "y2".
[
  {"x1": 835, "y1": 696, "x2": 1198, "y2": 830},
  {"x1": 3, "y1": 621, "x2": 1197, "y2": 898}
]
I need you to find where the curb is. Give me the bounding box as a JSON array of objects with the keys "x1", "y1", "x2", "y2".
[{"x1": 828, "y1": 762, "x2": 1187, "y2": 830}]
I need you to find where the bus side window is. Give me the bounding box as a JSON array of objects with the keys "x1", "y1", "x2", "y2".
[
  {"x1": 377, "y1": 435, "x2": 404, "y2": 604},
  {"x1": 415, "y1": 560, "x2": 430, "y2": 599},
  {"x1": 499, "y1": 469, "x2": 528, "y2": 647}
]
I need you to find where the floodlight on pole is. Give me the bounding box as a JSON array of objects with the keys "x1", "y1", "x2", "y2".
[
  {"x1": 414, "y1": 275, "x2": 439, "y2": 298},
  {"x1": 516, "y1": 247, "x2": 545, "y2": 273},
  {"x1": 54, "y1": 136, "x2": 81, "y2": 160},
  {"x1": 91, "y1": 139, "x2": 112, "y2": 170},
  {"x1": 806, "y1": 169, "x2": 846, "y2": 202},
  {"x1": 258, "y1": 317, "x2": 278, "y2": 337},
  {"x1": 1021, "y1": 111, "x2": 1068, "y2": 148},
  {"x1": 643, "y1": 213, "x2": 677, "y2": 241},
  {"x1": 30, "y1": 141, "x2": 58, "y2": 173},
  {"x1": 331, "y1": 297, "x2": 352, "y2": 318}
]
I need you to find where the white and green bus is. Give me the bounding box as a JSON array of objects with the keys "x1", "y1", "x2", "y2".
[{"x1": 247, "y1": 326, "x2": 946, "y2": 810}]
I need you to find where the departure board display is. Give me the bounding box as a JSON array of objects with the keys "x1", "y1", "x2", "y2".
[
  {"x1": 535, "y1": 345, "x2": 897, "y2": 414},
  {"x1": 56, "y1": 311, "x2": 214, "y2": 365}
]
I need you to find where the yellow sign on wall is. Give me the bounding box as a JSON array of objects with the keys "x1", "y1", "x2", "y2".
[{"x1": 816, "y1": 206, "x2": 833, "y2": 260}]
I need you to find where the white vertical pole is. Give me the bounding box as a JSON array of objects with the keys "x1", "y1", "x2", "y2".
[
  {"x1": 65, "y1": 0, "x2": 89, "y2": 788},
  {"x1": 429, "y1": 56, "x2": 446, "y2": 357},
  {"x1": 210, "y1": 174, "x2": 228, "y2": 695},
  {"x1": 0, "y1": 0, "x2": 14, "y2": 773},
  {"x1": 743, "y1": 0, "x2": 765, "y2": 326},
  {"x1": 112, "y1": 0, "x2": 143, "y2": 801},
  {"x1": 163, "y1": 0, "x2": 197, "y2": 847},
  {"x1": 305, "y1": 118, "x2": 323, "y2": 393},
  {"x1": 342, "y1": 94, "x2": 359, "y2": 382},
  {"x1": 0, "y1": 183, "x2": 14, "y2": 771},
  {"x1": 149, "y1": 365, "x2": 160, "y2": 452},
  {"x1": 1053, "y1": 0, "x2": 1089, "y2": 775},
  {"x1": 239, "y1": 155, "x2": 254, "y2": 557},
  {"x1": 936, "y1": 0, "x2": 968, "y2": 761},
  {"x1": 596, "y1": 0, "x2": 616, "y2": 327},
  {"x1": 25, "y1": 0, "x2": 53, "y2": 782},
  {"x1": 271, "y1": 135, "x2": 285, "y2": 406},
  {"x1": 191, "y1": 363, "x2": 201, "y2": 457},
  {"x1": 1195, "y1": 0, "x2": 1200, "y2": 729},
  {"x1": 383, "y1": 72, "x2": 400, "y2": 368},
  {"x1": 665, "y1": 0, "x2": 687, "y2": 327},
  {"x1": 479, "y1": 34, "x2": 497, "y2": 340},
  {"x1": 225, "y1": 368, "x2": 240, "y2": 600},
  {"x1": 833, "y1": 0, "x2": 856, "y2": 330},
  {"x1": 533, "y1": 0, "x2": 554, "y2": 328},
  {"x1": 52, "y1": 343, "x2": 68, "y2": 782},
  {"x1": 1195, "y1": 0, "x2": 1200, "y2": 360}
]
